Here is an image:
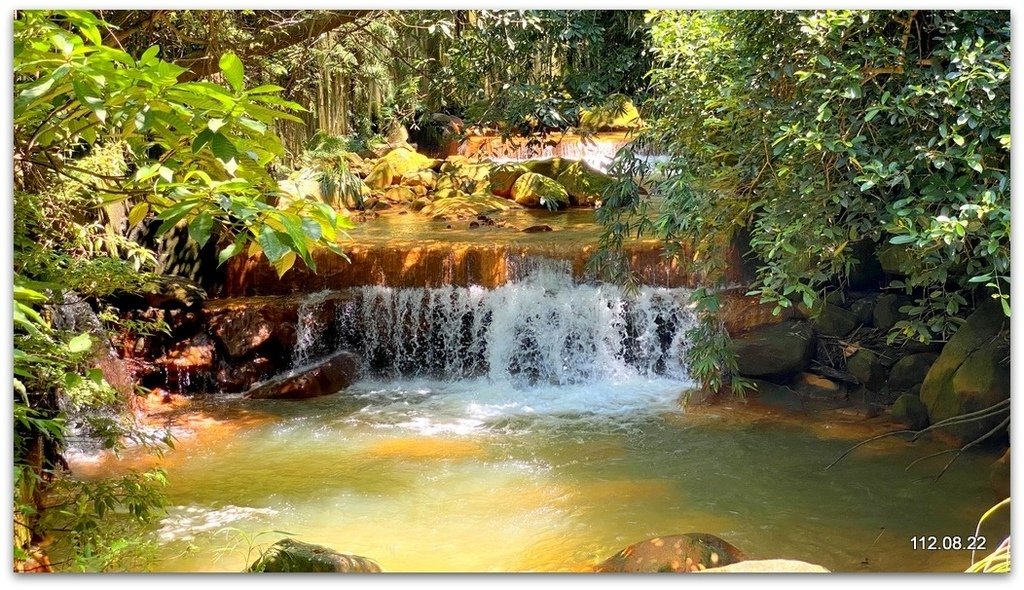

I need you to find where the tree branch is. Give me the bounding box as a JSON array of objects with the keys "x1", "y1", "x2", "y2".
[{"x1": 176, "y1": 10, "x2": 374, "y2": 82}]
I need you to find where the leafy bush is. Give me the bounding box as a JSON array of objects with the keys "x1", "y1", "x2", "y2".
[{"x1": 599, "y1": 10, "x2": 1009, "y2": 389}]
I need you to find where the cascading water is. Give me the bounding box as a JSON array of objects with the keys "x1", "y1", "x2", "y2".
[
  {"x1": 292, "y1": 290, "x2": 335, "y2": 367},
  {"x1": 334, "y1": 260, "x2": 696, "y2": 386}
]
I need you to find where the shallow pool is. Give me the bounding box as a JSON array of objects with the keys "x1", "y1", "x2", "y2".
[{"x1": 71, "y1": 377, "x2": 1007, "y2": 573}]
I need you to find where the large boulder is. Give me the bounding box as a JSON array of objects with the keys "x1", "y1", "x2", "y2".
[
  {"x1": 489, "y1": 164, "x2": 529, "y2": 197},
  {"x1": 421, "y1": 191, "x2": 521, "y2": 218},
  {"x1": 208, "y1": 300, "x2": 298, "y2": 359},
  {"x1": 920, "y1": 300, "x2": 1010, "y2": 444},
  {"x1": 595, "y1": 533, "x2": 746, "y2": 573},
  {"x1": 700, "y1": 559, "x2": 829, "y2": 573},
  {"x1": 400, "y1": 169, "x2": 437, "y2": 189},
  {"x1": 555, "y1": 161, "x2": 614, "y2": 206},
  {"x1": 809, "y1": 302, "x2": 859, "y2": 337},
  {"x1": 243, "y1": 350, "x2": 361, "y2": 400},
  {"x1": 731, "y1": 320, "x2": 815, "y2": 378},
  {"x1": 510, "y1": 172, "x2": 570, "y2": 209},
  {"x1": 520, "y1": 157, "x2": 572, "y2": 179},
  {"x1": 846, "y1": 349, "x2": 888, "y2": 392},
  {"x1": 887, "y1": 352, "x2": 938, "y2": 393},
  {"x1": 248, "y1": 538, "x2": 382, "y2": 573},
  {"x1": 873, "y1": 293, "x2": 908, "y2": 331},
  {"x1": 365, "y1": 144, "x2": 434, "y2": 189}
]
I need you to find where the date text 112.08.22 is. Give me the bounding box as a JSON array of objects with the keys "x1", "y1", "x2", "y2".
[{"x1": 911, "y1": 536, "x2": 987, "y2": 551}]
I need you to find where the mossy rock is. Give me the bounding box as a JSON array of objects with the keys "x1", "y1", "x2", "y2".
[
  {"x1": 876, "y1": 243, "x2": 915, "y2": 276},
  {"x1": 731, "y1": 320, "x2": 815, "y2": 378},
  {"x1": 377, "y1": 143, "x2": 434, "y2": 177},
  {"x1": 811, "y1": 302, "x2": 859, "y2": 337},
  {"x1": 383, "y1": 186, "x2": 418, "y2": 204},
  {"x1": 846, "y1": 349, "x2": 888, "y2": 392},
  {"x1": 248, "y1": 538, "x2": 382, "y2": 573},
  {"x1": 920, "y1": 300, "x2": 1010, "y2": 444},
  {"x1": 556, "y1": 161, "x2": 613, "y2": 206},
  {"x1": 489, "y1": 164, "x2": 529, "y2": 197},
  {"x1": 888, "y1": 352, "x2": 938, "y2": 393},
  {"x1": 873, "y1": 293, "x2": 908, "y2": 331},
  {"x1": 579, "y1": 94, "x2": 642, "y2": 131},
  {"x1": 595, "y1": 533, "x2": 746, "y2": 573},
  {"x1": 421, "y1": 191, "x2": 522, "y2": 218},
  {"x1": 400, "y1": 169, "x2": 438, "y2": 189},
  {"x1": 849, "y1": 297, "x2": 876, "y2": 327},
  {"x1": 364, "y1": 160, "x2": 398, "y2": 190},
  {"x1": 891, "y1": 393, "x2": 929, "y2": 430},
  {"x1": 510, "y1": 172, "x2": 570, "y2": 209},
  {"x1": 520, "y1": 157, "x2": 573, "y2": 179}
]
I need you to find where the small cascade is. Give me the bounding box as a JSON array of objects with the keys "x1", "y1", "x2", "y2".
[
  {"x1": 334, "y1": 260, "x2": 696, "y2": 386},
  {"x1": 458, "y1": 133, "x2": 634, "y2": 172},
  {"x1": 292, "y1": 290, "x2": 336, "y2": 367}
]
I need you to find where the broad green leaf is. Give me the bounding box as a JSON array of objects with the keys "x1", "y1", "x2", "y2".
[
  {"x1": 128, "y1": 202, "x2": 150, "y2": 226},
  {"x1": 67, "y1": 333, "x2": 93, "y2": 354},
  {"x1": 219, "y1": 52, "x2": 244, "y2": 93},
  {"x1": 139, "y1": 45, "x2": 160, "y2": 67},
  {"x1": 188, "y1": 212, "x2": 215, "y2": 247},
  {"x1": 257, "y1": 226, "x2": 290, "y2": 263}
]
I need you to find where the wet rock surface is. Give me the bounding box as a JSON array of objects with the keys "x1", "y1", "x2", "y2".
[
  {"x1": 595, "y1": 533, "x2": 746, "y2": 573},
  {"x1": 243, "y1": 351, "x2": 361, "y2": 400},
  {"x1": 248, "y1": 538, "x2": 382, "y2": 573}
]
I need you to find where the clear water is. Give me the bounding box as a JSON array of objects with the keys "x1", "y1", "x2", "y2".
[
  {"x1": 72, "y1": 376, "x2": 1006, "y2": 573},
  {"x1": 67, "y1": 267, "x2": 1007, "y2": 573}
]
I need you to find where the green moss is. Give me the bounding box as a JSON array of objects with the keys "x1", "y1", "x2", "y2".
[{"x1": 510, "y1": 172, "x2": 570, "y2": 209}]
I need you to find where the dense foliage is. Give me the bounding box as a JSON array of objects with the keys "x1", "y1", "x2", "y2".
[
  {"x1": 432, "y1": 10, "x2": 651, "y2": 133},
  {"x1": 12, "y1": 9, "x2": 354, "y2": 569},
  {"x1": 599, "y1": 10, "x2": 1009, "y2": 390}
]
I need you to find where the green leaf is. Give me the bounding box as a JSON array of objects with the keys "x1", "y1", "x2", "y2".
[
  {"x1": 128, "y1": 202, "x2": 150, "y2": 226},
  {"x1": 192, "y1": 128, "x2": 215, "y2": 153},
  {"x1": 219, "y1": 52, "x2": 244, "y2": 93},
  {"x1": 67, "y1": 333, "x2": 93, "y2": 354},
  {"x1": 889, "y1": 234, "x2": 917, "y2": 245},
  {"x1": 217, "y1": 235, "x2": 246, "y2": 266},
  {"x1": 188, "y1": 212, "x2": 215, "y2": 248},
  {"x1": 139, "y1": 45, "x2": 160, "y2": 67},
  {"x1": 816, "y1": 54, "x2": 831, "y2": 68},
  {"x1": 257, "y1": 227, "x2": 290, "y2": 263},
  {"x1": 210, "y1": 133, "x2": 239, "y2": 167}
]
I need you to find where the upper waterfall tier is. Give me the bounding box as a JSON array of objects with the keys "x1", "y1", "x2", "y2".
[{"x1": 220, "y1": 210, "x2": 750, "y2": 296}]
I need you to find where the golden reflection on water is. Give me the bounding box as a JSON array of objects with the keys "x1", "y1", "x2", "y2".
[{"x1": 70, "y1": 389, "x2": 1007, "y2": 574}]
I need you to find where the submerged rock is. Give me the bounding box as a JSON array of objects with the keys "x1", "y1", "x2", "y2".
[
  {"x1": 595, "y1": 533, "x2": 746, "y2": 573},
  {"x1": 243, "y1": 350, "x2": 361, "y2": 400},
  {"x1": 248, "y1": 538, "x2": 382, "y2": 573},
  {"x1": 891, "y1": 393, "x2": 929, "y2": 430}
]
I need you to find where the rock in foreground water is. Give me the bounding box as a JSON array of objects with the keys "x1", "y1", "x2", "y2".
[
  {"x1": 243, "y1": 350, "x2": 360, "y2": 400},
  {"x1": 595, "y1": 533, "x2": 746, "y2": 573},
  {"x1": 248, "y1": 538, "x2": 382, "y2": 573}
]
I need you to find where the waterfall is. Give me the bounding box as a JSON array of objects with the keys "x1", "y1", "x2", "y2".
[
  {"x1": 333, "y1": 260, "x2": 696, "y2": 386},
  {"x1": 293, "y1": 290, "x2": 335, "y2": 368}
]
